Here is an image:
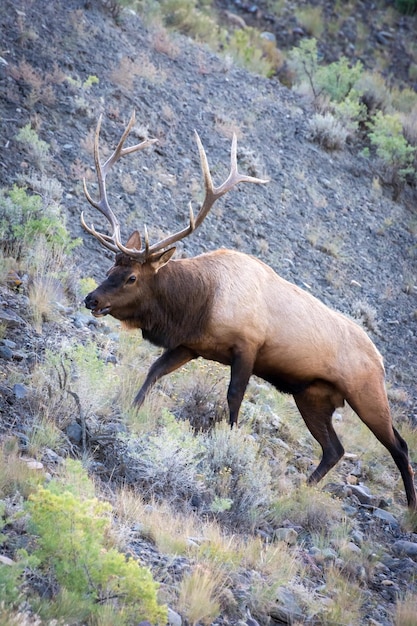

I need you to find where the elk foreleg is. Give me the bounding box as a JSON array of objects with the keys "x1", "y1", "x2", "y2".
[
  {"x1": 227, "y1": 348, "x2": 255, "y2": 428},
  {"x1": 134, "y1": 345, "x2": 196, "y2": 408}
]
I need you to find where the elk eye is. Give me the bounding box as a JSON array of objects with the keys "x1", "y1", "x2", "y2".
[{"x1": 127, "y1": 274, "x2": 136, "y2": 284}]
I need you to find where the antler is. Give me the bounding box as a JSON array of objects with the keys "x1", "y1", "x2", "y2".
[
  {"x1": 82, "y1": 112, "x2": 268, "y2": 261},
  {"x1": 81, "y1": 111, "x2": 158, "y2": 255}
]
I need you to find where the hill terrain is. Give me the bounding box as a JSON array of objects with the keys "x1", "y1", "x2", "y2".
[{"x1": 0, "y1": 0, "x2": 417, "y2": 624}]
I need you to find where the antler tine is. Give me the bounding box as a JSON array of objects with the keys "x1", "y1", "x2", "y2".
[
  {"x1": 81, "y1": 111, "x2": 157, "y2": 255},
  {"x1": 139, "y1": 131, "x2": 268, "y2": 257},
  {"x1": 194, "y1": 132, "x2": 269, "y2": 229}
]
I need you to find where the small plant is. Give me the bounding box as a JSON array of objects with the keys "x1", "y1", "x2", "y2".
[
  {"x1": 394, "y1": 591, "x2": 417, "y2": 625},
  {"x1": 270, "y1": 485, "x2": 344, "y2": 535},
  {"x1": 223, "y1": 27, "x2": 278, "y2": 77},
  {"x1": 26, "y1": 460, "x2": 167, "y2": 625},
  {"x1": 8, "y1": 60, "x2": 63, "y2": 107},
  {"x1": 288, "y1": 39, "x2": 366, "y2": 140},
  {"x1": 160, "y1": 0, "x2": 221, "y2": 44},
  {"x1": 294, "y1": 5, "x2": 324, "y2": 38},
  {"x1": 0, "y1": 438, "x2": 45, "y2": 498},
  {"x1": 15, "y1": 124, "x2": 50, "y2": 169},
  {"x1": 395, "y1": 0, "x2": 417, "y2": 14},
  {"x1": 309, "y1": 112, "x2": 349, "y2": 150},
  {"x1": 367, "y1": 111, "x2": 415, "y2": 185},
  {"x1": 0, "y1": 184, "x2": 78, "y2": 260},
  {"x1": 177, "y1": 564, "x2": 224, "y2": 625}
]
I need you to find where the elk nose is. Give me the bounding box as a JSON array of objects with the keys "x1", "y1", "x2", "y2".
[{"x1": 84, "y1": 292, "x2": 97, "y2": 310}]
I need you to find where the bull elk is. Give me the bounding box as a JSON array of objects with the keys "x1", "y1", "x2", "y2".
[{"x1": 82, "y1": 112, "x2": 416, "y2": 510}]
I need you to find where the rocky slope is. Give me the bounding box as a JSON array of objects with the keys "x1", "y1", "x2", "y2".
[{"x1": 0, "y1": 0, "x2": 417, "y2": 624}]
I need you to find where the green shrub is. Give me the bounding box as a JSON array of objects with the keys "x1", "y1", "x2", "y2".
[
  {"x1": 288, "y1": 38, "x2": 321, "y2": 97},
  {"x1": 289, "y1": 39, "x2": 364, "y2": 107},
  {"x1": 0, "y1": 184, "x2": 78, "y2": 259},
  {"x1": 160, "y1": 0, "x2": 220, "y2": 43},
  {"x1": 316, "y1": 56, "x2": 363, "y2": 103},
  {"x1": 15, "y1": 124, "x2": 50, "y2": 169},
  {"x1": 367, "y1": 111, "x2": 415, "y2": 182},
  {"x1": 223, "y1": 27, "x2": 278, "y2": 77},
  {"x1": 27, "y1": 460, "x2": 167, "y2": 625},
  {"x1": 395, "y1": 0, "x2": 417, "y2": 14}
]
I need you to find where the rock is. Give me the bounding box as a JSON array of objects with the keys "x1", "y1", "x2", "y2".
[
  {"x1": 0, "y1": 554, "x2": 15, "y2": 566},
  {"x1": 349, "y1": 484, "x2": 375, "y2": 505},
  {"x1": 273, "y1": 527, "x2": 298, "y2": 545},
  {"x1": 24, "y1": 458, "x2": 44, "y2": 470},
  {"x1": 0, "y1": 308, "x2": 25, "y2": 328},
  {"x1": 270, "y1": 605, "x2": 305, "y2": 624},
  {"x1": 66, "y1": 421, "x2": 83, "y2": 444},
  {"x1": 392, "y1": 540, "x2": 417, "y2": 560},
  {"x1": 0, "y1": 345, "x2": 13, "y2": 360},
  {"x1": 167, "y1": 607, "x2": 182, "y2": 626},
  {"x1": 13, "y1": 383, "x2": 29, "y2": 399},
  {"x1": 372, "y1": 508, "x2": 399, "y2": 528}
]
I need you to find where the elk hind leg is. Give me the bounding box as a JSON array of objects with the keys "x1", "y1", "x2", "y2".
[
  {"x1": 347, "y1": 389, "x2": 417, "y2": 510},
  {"x1": 293, "y1": 382, "x2": 345, "y2": 485}
]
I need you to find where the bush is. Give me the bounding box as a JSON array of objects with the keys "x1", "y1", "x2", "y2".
[
  {"x1": 395, "y1": 0, "x2": 417, "y2": 14},
  {"x1": 367, "y1": 111, "x2": 415, "y2": 184},
  {"x1": 223, "y1": 27, "x2": 280, "y2": 77},
  {"x1": 309, "y1": 112, "x2": 349, "y2": 150},
  {"x1": 160, "y1": 0, "x2": 220, "y2": 43},
  {"x1": 15, "y1": 124, "x2": 50, "y2": 168},
  {"x1": 26, "y1": 460, "x2": 167, "y2": 625},
  {"x1": 0, "y1": 185, "x2": 78, "y2": 259},
  {"x1": 288, "y1": 39, "x2": 366, "y2": 145}
]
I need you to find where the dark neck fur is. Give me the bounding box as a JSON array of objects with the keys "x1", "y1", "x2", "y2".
[{"x1": 132, "y1": 261, "x2": 214, "y2": 349}]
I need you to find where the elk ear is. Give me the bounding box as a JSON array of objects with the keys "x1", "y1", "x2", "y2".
[
  {"x1": 149, "y1": 247, "x2": 176, "y2": 272},
  {"x1": 125, "y1": 230, "x2": 142, "y2": 250}
]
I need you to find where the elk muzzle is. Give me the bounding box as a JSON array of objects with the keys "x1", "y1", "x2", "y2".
[{"x1": 84, "y1": 290, "x2": 111, "y2": 317}]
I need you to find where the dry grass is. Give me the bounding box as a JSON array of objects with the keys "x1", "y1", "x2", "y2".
[
  {"x1": 27, "y1": 415, "x2": 63, "y2": 458},
  {"x1": 177, "y1": 564, "x2": 225, "y2": 625},
  {"x1": 394, "y1": 592, "x2": 417, "y2": 625},
  {"x1": 309, "y1": 112, "x2": 349, "y2": 150},
  {"x1": 110, "y1": 54, "x2": 166, "y2": 89},
  {"x1": 321, "y1": 565, "x2": 364, "y2": 624},
  {"x1": 0, "y1": 437, "x2": 45, "y2": 498},
  {"x1": 151, "y1": 26, "x2": 180, "y2": 58},
  {"x1": 26, "y1": 241, "x2": 69, "y2": 331}
]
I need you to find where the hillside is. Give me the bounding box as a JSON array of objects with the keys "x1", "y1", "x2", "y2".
[{"x1": 1, "y1": 0, "x2": 417, "y2": 624}]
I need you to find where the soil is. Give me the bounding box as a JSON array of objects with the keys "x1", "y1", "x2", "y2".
[{"x1": 0, "y1": 0, "x2": 417, "y2": 623}]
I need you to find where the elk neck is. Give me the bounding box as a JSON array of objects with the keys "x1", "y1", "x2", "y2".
[{"x1": 126, "y1": 256, "x2": 215, "y2": 350}]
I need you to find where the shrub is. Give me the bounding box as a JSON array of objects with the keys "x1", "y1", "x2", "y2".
[
  {"x1": 395, "y1": 0, "x2": 417, "y2": 14},
  {"x1": 15, "y1": 124, "x2": 50, "y2": 169},
  {"x1": 294, "y1": 5, "x2": 324, "y2": 38},
  {"x1": 0, "y1": 185, "x2": 78, "y2": 259},
  {"x1": 309, "y1": 112, "x2": 349, "y2": 150},
  {"x1": 200, "y1": 424, "x2": 274, "y2": 527},
  {"x1": 367, "y1": 111, "x2": 415, "y2": 184},
  {"x1": 287, "y1": 38, "x2": 321, "y2": 97},
  {"x1": 116, "y1": 410, "x2": 205, "y2": 502},
  {"x1": 160, "y1": 0, "x2": 220, "y2": 44},
  {"x1": 288, "y1": 39, "x2": 366, "y2": 143},
  {"x1": 27, "y1": 460, "x2": 167, "y2": 625},
  {"x1": 223, "y1": 27, "x2": 280, "y2": 77},
  {"x1": 316, "y1": 56, "x2": 363, "y2": 103}
]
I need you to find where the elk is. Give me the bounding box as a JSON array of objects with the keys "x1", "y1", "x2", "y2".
[{"x1": 82, "y1": 112, "x2": 416, "y2": 510}]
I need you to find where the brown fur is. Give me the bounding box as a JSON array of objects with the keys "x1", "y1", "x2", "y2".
[{"x1": 85, "y1": 245, "x2": 417, "y2": 510}]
